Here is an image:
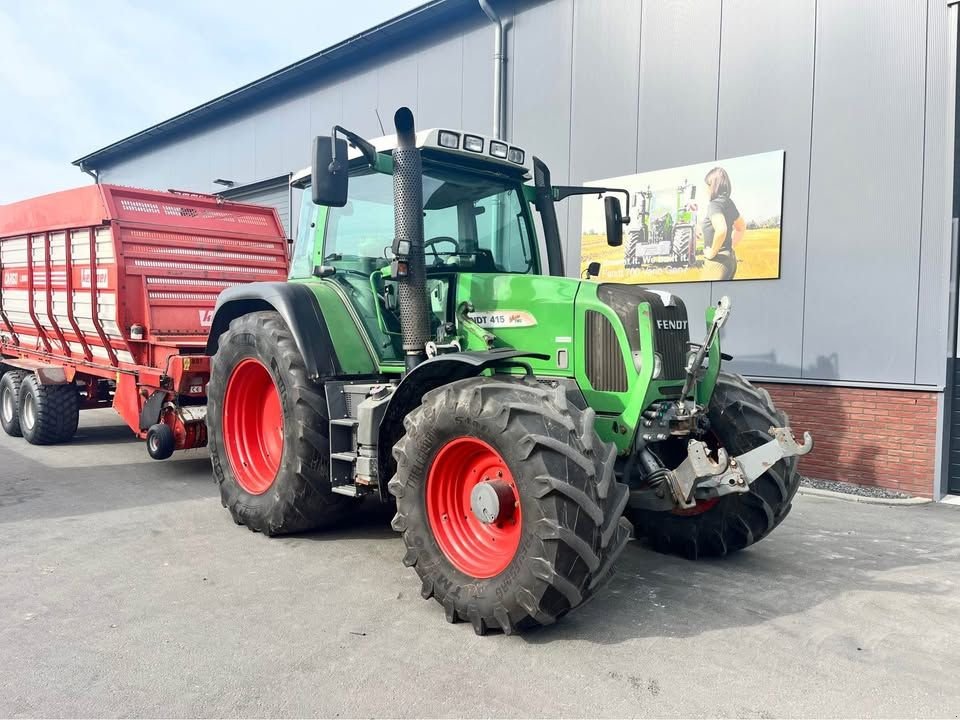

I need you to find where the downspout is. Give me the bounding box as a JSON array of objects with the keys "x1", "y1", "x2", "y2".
[
  {"x1": 478, "y1": 0, "x2": 505, "y2": 140},
  {"x1": 79, "y1": 162, "x2": 99, "y2": 184}
]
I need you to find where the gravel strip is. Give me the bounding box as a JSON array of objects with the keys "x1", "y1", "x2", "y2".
[{"x1": 801, "y1": 476, "x2": 913, "y2": 500}]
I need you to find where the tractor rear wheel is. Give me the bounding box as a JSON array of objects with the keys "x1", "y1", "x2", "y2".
[
  {"x1": 18, "y1": 375, "x2": 79, "y2": 445},
  {"x1": 207, "y1": 311, "x2": 353, "y2": 535},
  {"x1": 630, "y1": 372, "x2": 801, "y2": 559},
  {"x1": 389, "y1": 377, "x2": 633, "y2": 635},
  {"x1": 0, "y1": 370, "x2": 24, "y2": 437}
]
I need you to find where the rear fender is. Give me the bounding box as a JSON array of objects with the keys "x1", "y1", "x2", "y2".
[
  {"x1": 375, "y1": 349, "x2": 549, "y2": 497},
  {"x1": 205, "y1": 283, "x2": 341, "y2": 381}
]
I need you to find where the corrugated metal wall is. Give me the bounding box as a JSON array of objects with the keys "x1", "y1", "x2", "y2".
[{"x1": 97, "y1": 0, "x2": 955, "y2": 388}]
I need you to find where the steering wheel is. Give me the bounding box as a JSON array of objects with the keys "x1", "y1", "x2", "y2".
[{"x1": 423, "y1": 236, "x2": 459, "y2": 264}]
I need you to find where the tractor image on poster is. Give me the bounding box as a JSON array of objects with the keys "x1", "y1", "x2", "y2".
[
  {"x1": 203, "y1": 108, "x2": 812, "y2": 635},
  {"x1": 624, "y1": 181, "x2": 699, "y2": 269}
]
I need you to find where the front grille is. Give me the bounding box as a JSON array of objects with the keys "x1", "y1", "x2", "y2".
[
  {"x1": 596, "y1": 284, "x2": 690, "y2": 382},
  {"x1": 649, "y1": 303, "x2": 689, "y2": 380},
  {"x1": 585, "y1": 311, "x2": 628, "y2": 392}
]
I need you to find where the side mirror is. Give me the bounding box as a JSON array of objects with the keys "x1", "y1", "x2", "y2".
[
  {"x1": 583, "y1": 261, "x2": 601, "y2": 279},
  {"x1": 311, "y1": 136, "x2": 348, "y2": 207},
  {"x1": 604, "y1": 196, "x2": 625, "y2": 247}
]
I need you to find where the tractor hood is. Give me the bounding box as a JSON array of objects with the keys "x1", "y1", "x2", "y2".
[{"x1": 454, "y1": 273, "x2": 582, "y2": 376}]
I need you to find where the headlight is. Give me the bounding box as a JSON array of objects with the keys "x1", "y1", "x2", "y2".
[
  {"x1": 490, "y1": 141, "x2": 508, "y2": 159},
  {"x1": 438, "y1": 131, "x2": 460, "y2": 149},
  {"x1": 463, "y1": 135, "x2": 484, "y2": 153},
  {"x1": 652, "y1": 353, "x2": 663, "y2": 379}
]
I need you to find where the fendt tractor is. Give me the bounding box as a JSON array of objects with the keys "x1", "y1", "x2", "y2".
[{"x1": 203, "y1": 108, "x2": 812, "y2": 635}]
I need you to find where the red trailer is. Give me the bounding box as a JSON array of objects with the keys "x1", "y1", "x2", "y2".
[{"x1": 0, "y1": 184, "x2": 288, "y2": 458}]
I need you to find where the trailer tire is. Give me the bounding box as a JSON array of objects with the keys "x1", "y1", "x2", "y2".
[
  {"x1": 1, "y1": 370, "x2": 24, "y2": 437},
  {"x1": 207, "y1": 310, "x2": 353, "y2": 535},
  {"x1": 18, "y1": 375, "x2": 80, "y2": 445},
  {"x1": 629, "y1": 372, "x2": 800, "y2": 559},
  {"x1": 389, "y1": 377, "x2": 633, "y2": 635},
  {"x1": 146, "y1": 423, "x2": 175, "y2": 460}
]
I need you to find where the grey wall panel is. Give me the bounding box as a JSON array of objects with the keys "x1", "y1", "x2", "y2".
[
  {"x1": 509, "y1": 0, "x2": 574, "y2": 260},
  {"x1": 915, "y1": 0, "x2": 954, "y2": 385},
  {"x1": 631, "y1": 0, "x2": 721, "y2": 317},
  {"x1": 254, "y1": 97, "x2": 310, "y2": 180},
  {"x1": 341, "y1": 68, "x2": 381, "y2": 138},
  {"x1": 418, "y1": 36, "x2": 464, "y2": 130},
  {"x1": 803, "y1": 0, "x2": 926, "y2": 383},
  {"x1": 636, "y1": 0, "x2": 720, "y2": 172},
  {"x1": 712, "y1": 0, "x2": 815, "y2": 379},
  {"x1": 460, "y1": 22, "x2": 498, "y2": 137},
  {"x1": 308, "y1": 84, "x2": 343, "y2": 139},
  {"x1": 207, "y1": 118, "x2": 257, "y2": 190},
  {"x1": 565, "y1": 0, "x2": 642, "y2": 277},
  {"x1": 377, "y1": 55, "x2": 420, "y2": 126}
]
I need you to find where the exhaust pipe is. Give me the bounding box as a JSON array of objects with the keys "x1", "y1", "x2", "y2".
[{"x1": 392, "y1": 107, "x2": 430, "y2": 372}]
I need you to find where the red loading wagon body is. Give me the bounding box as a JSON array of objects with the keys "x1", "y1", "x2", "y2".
[{"x1": 0, "y1": 184, "x2": 288, "y2": 455}]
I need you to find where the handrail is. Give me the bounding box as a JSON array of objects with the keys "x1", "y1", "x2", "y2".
[
  {"x1": 24, "y1": 233, "x2": 52, "y2": 352},
  {"x1": 87, "y1": 227, "x2": 117, "y2": 366},
  {"x1": 63, "y1": 229, "x2": 92, "y2": 361},
  {"x1": 42, "y1": 231, "x2": 70, "y2": 355}
]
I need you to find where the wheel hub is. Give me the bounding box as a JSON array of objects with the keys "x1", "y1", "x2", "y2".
[
  {"x1": 22, "y1": 392, "x2": 35, "y2": 431},
  {"x1": 1, "y1": 386, "x2": 13, "y2": 424},
  {"x1": 425, "y1": 437, "x2": 522, "y2": 579},
  {"x1": 470, "y1": 480, "x2": 516, "y2": 524}
]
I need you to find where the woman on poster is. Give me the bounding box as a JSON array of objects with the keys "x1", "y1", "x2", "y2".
[{"x1": 699, "y1": 166, "x2": 746, "y2": 281}]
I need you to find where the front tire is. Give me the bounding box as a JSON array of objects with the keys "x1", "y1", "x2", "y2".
[
  {"x1": 0, "y1": 370, "x2": 24, "y2": 437},
  {"x1": 18, "y1": 375, "x2": 79, "y2": 445},
  {"x1": 207, "y1": 311, "x2": 353, "y2": 535},
  {"x1": 389, "y1": 377, "x2": 633, "y2": 635},
  {"x1": 630, "y1": 372, "x2": 801, "y2": 559}
]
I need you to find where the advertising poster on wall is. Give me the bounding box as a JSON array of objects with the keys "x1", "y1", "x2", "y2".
[{"x1": 580, "y1": 150, "x2": 785, "y2": 284}]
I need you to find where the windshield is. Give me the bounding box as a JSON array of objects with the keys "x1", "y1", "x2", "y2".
[{"x1": 290, "y1": 164, "x2": 538, "y2": 279}]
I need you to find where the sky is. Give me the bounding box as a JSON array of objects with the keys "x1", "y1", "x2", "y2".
[{"x1": 0, "y1": 0, "x2": 422, "y2": 204}]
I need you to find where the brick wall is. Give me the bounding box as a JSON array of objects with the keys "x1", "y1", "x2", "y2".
[{"x1": 757, "y1": 383, "x2": 939, "y2": 498}]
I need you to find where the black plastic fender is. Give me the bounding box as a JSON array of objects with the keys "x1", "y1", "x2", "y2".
[
  {"x1": 376, "y1": 348, "x2": 549, "y2": 497},
  {"x1": 205, "y1": 283, "x2": 341, "y2": 381}
]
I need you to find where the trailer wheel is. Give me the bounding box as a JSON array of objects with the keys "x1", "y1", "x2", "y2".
[
  {"x1": 17, "y1": 375, "x2": 80, "y2": 445},
  {"x1": 207, "y1": 311, "x2": 353, "y2": 535},
  {"x1": 0, "y1": 370, "x2": 24, "y2": 437},
  {"x1": 389, "y1": 377, "x2": 633, "y2": 635},
  {"x1": 629, "y1": 372, "x2": 801, "y2": 559},
  {"x1": 146, "y1": 423, "x2": 175, "y2": 460}
]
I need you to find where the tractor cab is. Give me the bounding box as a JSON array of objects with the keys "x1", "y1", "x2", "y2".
[{"x1": 290, "y1": 129, "x2": 551, "y2": 365}]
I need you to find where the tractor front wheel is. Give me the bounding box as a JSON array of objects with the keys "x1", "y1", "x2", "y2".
[
  {"x1": 389, "y1": 377, "x2": 633, "y2": 635},
  {"x1": 207, "y1": 311, "x2": 353, "y2": 535},
  {"x1": 630, "y1": 372, "x2": 801, "y2": 559}
]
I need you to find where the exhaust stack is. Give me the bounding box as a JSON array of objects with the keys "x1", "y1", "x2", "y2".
[{"x1": 392, "y1": 107, "x2": 430, "y2": 371}]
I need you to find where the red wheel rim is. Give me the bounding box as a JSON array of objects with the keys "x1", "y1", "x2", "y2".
[
  {"x1": 426, "y1": 437, "x2": 522, "y2": 579},
  {"x1": 222, "y1": 358, "x2": 284, "y2": 495},
  {"x1": 673, "y1": 498, "x2": 720, "y2": 516}
]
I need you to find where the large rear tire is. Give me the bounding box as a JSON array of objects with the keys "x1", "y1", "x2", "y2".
[
  {"x1": 207, "y1": 311, "x2": 353, "y2": 535},
  {"x1": 1, "y1": 370, "x2": 24, "y2": 437},
  {"x1": 629, "y1": 372, "x2": 801, "y2": 559},
  {"x1": 18, "y1": 375, "x2": 79, "y2": 445},
  {"x1": 389, "y1": 377, "x2": 633, "y2": 635}
]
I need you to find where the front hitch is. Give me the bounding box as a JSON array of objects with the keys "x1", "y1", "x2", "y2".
[{"x1": 668, "y1": 426, "x2": 813, "y2": 509}]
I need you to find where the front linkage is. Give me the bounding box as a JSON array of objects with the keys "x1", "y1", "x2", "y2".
[{"x1": 631, "y1": 296, "x2": 812, "y2": 512}]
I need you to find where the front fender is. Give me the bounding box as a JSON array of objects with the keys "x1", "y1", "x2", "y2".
[
  {"x1": 375, "y1": 349, "x2": 549, "y2": 497},
  {"x1": 206, "y1": 282, "x2": 341, "y2": 381}
]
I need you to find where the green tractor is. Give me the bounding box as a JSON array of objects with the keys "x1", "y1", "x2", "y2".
[{"x1": 204, "y1": 107, "x2": 812, "y2": 635}]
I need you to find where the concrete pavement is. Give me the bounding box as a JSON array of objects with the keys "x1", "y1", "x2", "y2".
[{"x1": 1, "y1": 409, "x2": 957, "y2": 717}]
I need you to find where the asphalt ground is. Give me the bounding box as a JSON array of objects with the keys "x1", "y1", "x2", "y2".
[{"x1": 1, "y1": 409, "x2": 957, "y2": 718}]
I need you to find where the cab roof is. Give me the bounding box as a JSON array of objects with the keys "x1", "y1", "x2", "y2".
[{"x1": 290, "y1": 128, "x2": 530, "y2": 187}]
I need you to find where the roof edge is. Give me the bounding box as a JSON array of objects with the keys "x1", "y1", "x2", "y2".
[{"x1": 73, "y1": 0, "x2": 476, "y2": 168}]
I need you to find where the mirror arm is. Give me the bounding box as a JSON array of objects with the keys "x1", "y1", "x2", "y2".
[
  {"x1": 552, "y1": 185, "x2": 630, "y2": 218},
  {"x1": 330, "y1": 125, "x2": 378, "y2": 169}
]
